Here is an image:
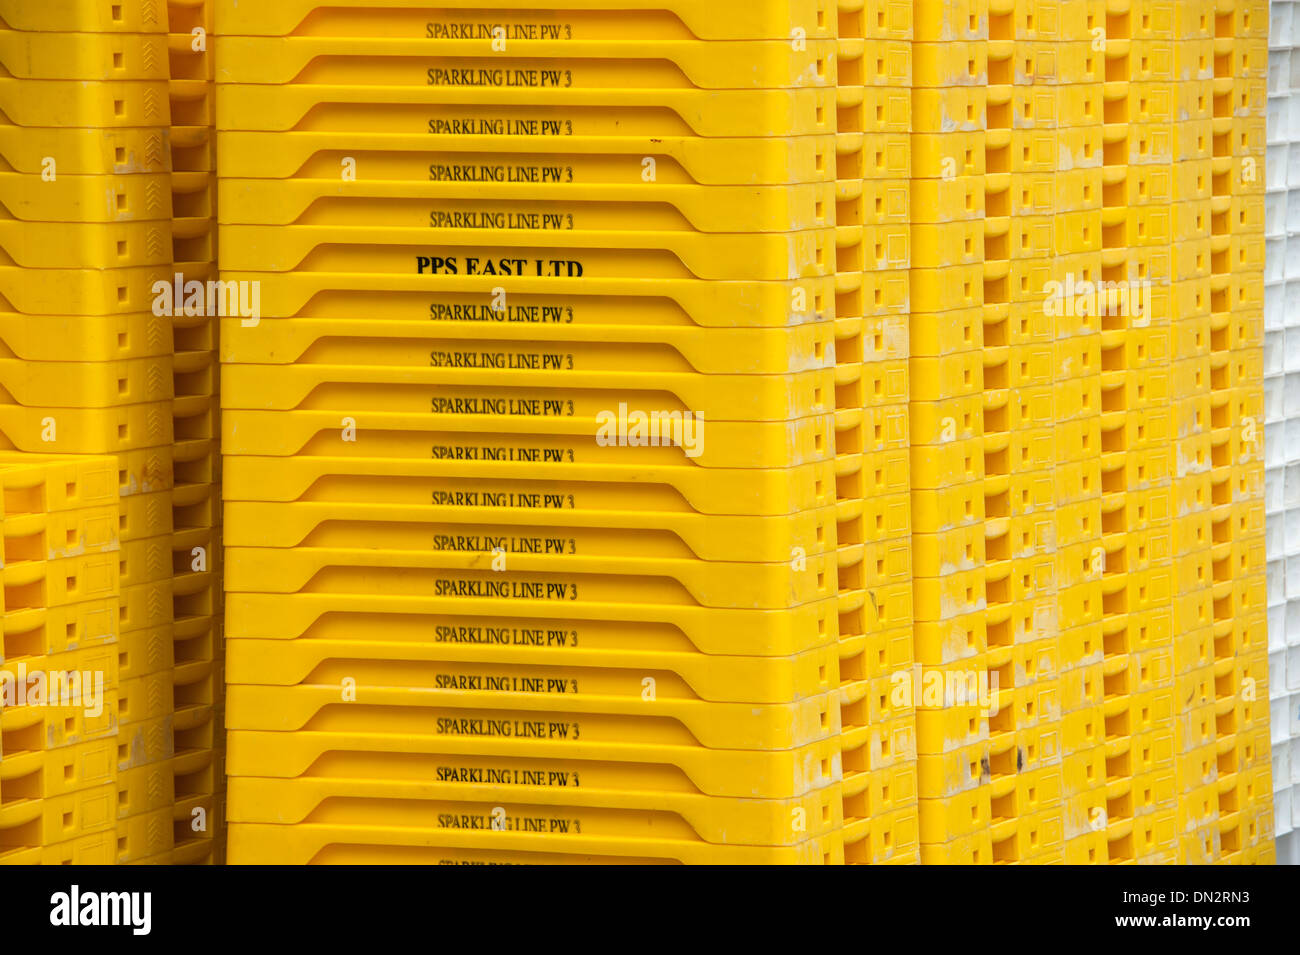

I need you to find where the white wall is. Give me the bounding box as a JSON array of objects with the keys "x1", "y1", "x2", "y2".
[{"x1": 1267, "y1": 0, "x2": 1300, "y2": 865}]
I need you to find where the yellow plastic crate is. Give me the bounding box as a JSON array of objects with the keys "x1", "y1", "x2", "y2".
[
  {"x1": 221, "y1": 451, "x2": 834, "y2": 515},
  {"x1": 0, "y1": 314, "x2": 172, "y2": 363},
  {"x1": 216, "y1": 129, "x2": 836, "y2": 187},
  {"x1": 215, "y1": 84, "x2": 836, "y2": 137},
  {"x1": 0, "y1": 171, "x2": 173, "y2": 224},
  {"x1": 217, "y1": 223, "x2": 834, "y2": 283},
  {"x1": 0, "y1": 78, "x2": 170, "y2": 128},
  {"x1": 0, "y1": 30, "x2": 169, "y2": 80},
  {"x1": 0, "y1": 0, "x2": 169, "y2": 32},
  {"x1": 0, "y1": 357, "x2": 172, "y2": 409},
  {"x1": 218, "y1": 269, "x2": 837, "y2": 330},
  {"x1": 225, "y1": 678, "x2": 838, "y2": 751},
  {"x1": 215, "y1": 36, "x2": 838, "y2": 90},
  {"x1": 227, "y1": 774, "x2": 841, "y2": 847},
  {"x1": 225, "y1": 637, "x2": 837, "y2": 706},
  {"x1": 221, "y1": 358, "x2": 833, "y2": 417},
  {"x1": 226, "y1": 724, "x2": 842, "y2": 804},
  {"x1": 0, "y1": 693, "x2": 118, "y2": 749},
  {"x1": 211, "y1": 0, "x2": 837, "y2": 42},
  {"x1": 114, "y1": 806, "x2": 173, "y2": 863},
  {"x1": 219, "y1": 178, "x2": 837, "y2": 234},
  {"x1": 226, "y1": 821, "x2": 842, "y2": 864}
]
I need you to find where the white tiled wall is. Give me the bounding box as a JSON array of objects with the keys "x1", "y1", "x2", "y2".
[{"x1": 1267, "y1": 0, "x2": 1300, "y2": 867}]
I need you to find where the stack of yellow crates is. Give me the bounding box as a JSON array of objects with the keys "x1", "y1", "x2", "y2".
[
  {"x1": 984, "y1": 0, "x2": 1067, "y2": 865},
  {"x1": 1169, "y1": 0, "x2": 1221, "y2": 864},
  {"x1": 899, "y1": 0, "x2": 1278, "y2": 866},
  {"x1": 0, "y1": 454, "x2": 121, "y2": 864},
  {"x1": 833, "y1": 0, "x2": 919, "y2": 864},
  {"x1": 0, "y1": 0, "x2": 1273, "y2": 868},
  {"x1": 216, "y1": 0, "x2": 847, "y2": 864},
  {"x1": 204, "y1": 0, "x2": 1278, "y2": 868},
  {"x1": 911, "y1": 0, "x2": 991, "y2": 864},
  {"x1": 1210, "y1": 0, "x2": 1273, "y2": 863},
  {"x1": 1051, "y1": 0, "x2": 1107, "y2": 865},
  {"x1": 0, "y1": 0, "x2": 177, "y2": 864},
  {"x1": 1094, "y1": 0, "x2": 1171, "y2": 864},
  {"x1": 166, "y1": 0, "x2": 224, "y2": 865}
]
